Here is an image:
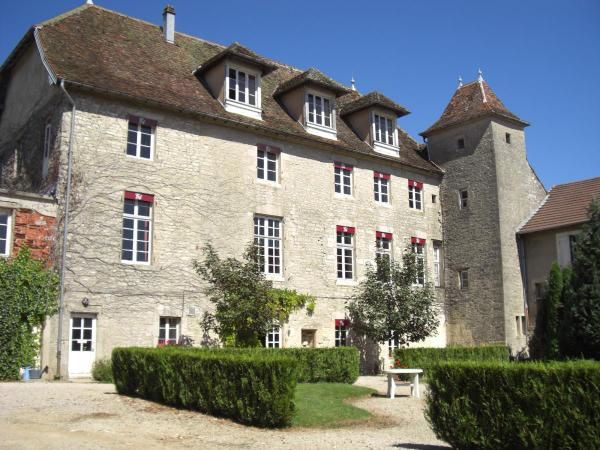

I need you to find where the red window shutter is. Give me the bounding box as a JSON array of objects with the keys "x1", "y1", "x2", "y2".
[
  {"x1": 336, "y1": 225, "x2": 356, "y2": 234},
  {"x1": 125, "y1": 191, "x2": 155, "y2": 203},
  {"x1": 376, "y1": 231, "x2": 393, "y2": 239},
  {"x1": 142, "y1": 118, "x2": 158, "y2": 128},
  {"x1": 408, "y1": 179, "x2": 423, "y2": 189},
  {"x1": 128, "y1": 115, "x2": 157, "y2": 128},
  {"x1": 374, "y1": 171, "x2": 391, "y2": 180},
  {"x1": 258, "y1": 143, "x2": 281, "y2": 154},
  {"x1": 334, "y1": 162, "x2": 353, "y2": 171},
  {"x1": 411, "y1": 236, "x2": 426, "y2": 245},
  {"x1": 335, "y1": 319, "x2": 351, "y2": 327},
  {"x1": 128, "y1": 115, "x2": 140, "y2": 125}
]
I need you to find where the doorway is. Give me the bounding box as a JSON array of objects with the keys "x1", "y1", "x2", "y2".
[{"x1": 68, "y1": 315, "x2": 96, "y2": 378}]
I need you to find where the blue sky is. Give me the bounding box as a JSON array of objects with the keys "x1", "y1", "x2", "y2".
[{"x1": 2, "y1": 0, "x2": 599, "y2": 188}]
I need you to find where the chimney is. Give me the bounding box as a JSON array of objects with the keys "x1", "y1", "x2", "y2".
[{"x1": 163, "y1": 5, "x2": 176, "y2": 44}]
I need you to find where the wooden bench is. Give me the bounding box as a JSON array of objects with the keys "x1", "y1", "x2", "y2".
[{"x1": 382, "y1": 368, "x2": 424, "y2": 399}]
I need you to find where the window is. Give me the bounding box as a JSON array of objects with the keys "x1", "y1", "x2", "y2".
[
  {"x1": 158, "y1": 317, "x2": 180, "y2": 345},
  {"x1": 228, "y1": 67, "x2": 258, "y2": 106},
  {"x1": 335, "y1": 319, "x2": 349, "y2": 347},
  {"x1": 336, "y1": 226, "x2": 355, "y2": 280},
  {"x1": 121, "y1": 192, "x2": 153, "y2": 264},
  {"x1": 376, "y1": 232, "x2": 392, "y2": 264},
  {"x1": 457, "y1": 138, "x2": 465, "y2": 149},
  {"x1": 408, "y1": 180, "x2": 423, "y2": 210},
  {"x1": 307, "y1": 93, "x2": 333, "y2": 128},
  {"x1": 433, "y1": 244, "x2": 442, "y2": 287},
  {"x1": 432, "y1": 194, "x2": 437, "y2": 204},
  {"x1": 257, "y1": 144, "x2": 279, "y2": 182},
  {"x1": 411, "y1": 238, "x2": 426, "y2": 286},
  {"x1": 459, "y1": 190, "x2": 468, "y2": 209},
  {"x1": 515, "y1": 315, "x2": 526, "y2": 337},
  {"x1": 373, "y1": 113, "x2": 396, "y2": 146},
  {"x1": 534, "y1": 282, "x2": 545, "y2": 300},
  {"x1": 254, "y1": 216, "x2": 282, "y2": 275},
  {"x1": 459, "y1": 269, "x2": 469, "y2": 289},
  {"x1": 505, "y1": 133, "x2": 511, "y2": 144},
  {"x1": 388, "y1": 331, "x2": 399, "y2": 358},
  {"x1": 0, "y1": 209, "x2": 11, "y2": 257},
  {"x1": 569, "y1": 234, "x2": 577, "y2": 264},
  {"x1": 374, "y1": 172, "x2": 390, "y2": 203},
  {"x1": 42, "y1": 123, "x2": 51, "y2": 178},
  {"x1": 334, "y1": 163, "x2": 352, "y2": 196},
  {"x1": 127, "y1": 116, "x2": 156, "y2": 159},
  {"x1": 264, "y1": 325, "x2": 281, "y2": 348}
]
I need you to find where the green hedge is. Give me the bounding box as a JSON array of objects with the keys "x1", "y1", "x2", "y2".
[
  {"x1": 112, "y1": 347, "x2": 298, "y2": 428},
  {"x1": 91, "y1": 358, "x2": 113, "y2": 383},
  {"x1": 426, "y1": 360, "x2": 600, "y2": 450}
]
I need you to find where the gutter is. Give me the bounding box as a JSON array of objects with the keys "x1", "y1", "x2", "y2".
[{"x1": 33, "y1": 27, "x2": 57, "y2": 84}]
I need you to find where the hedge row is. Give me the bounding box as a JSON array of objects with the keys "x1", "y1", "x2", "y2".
[
  {"x1": 112, "y1": 347, "x2": 298, "y2": 427},
  {"x1": 426, "y1": 360, "x2": 600, "y2": 450}
]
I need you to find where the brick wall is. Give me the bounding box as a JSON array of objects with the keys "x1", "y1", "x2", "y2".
[{"x1": 12, "y1": 208, "x2": 56, "y2": 262}]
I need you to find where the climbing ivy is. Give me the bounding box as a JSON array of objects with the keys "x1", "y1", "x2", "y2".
[{"x1": 0, "y1": 247, "x2": 59, "y2": 380}]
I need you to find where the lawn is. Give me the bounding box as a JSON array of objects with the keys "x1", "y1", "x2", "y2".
[{"x1": 292, "y1": 383, "x2": 376, "y2": 428}]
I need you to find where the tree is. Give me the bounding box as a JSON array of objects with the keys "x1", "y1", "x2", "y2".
[
  {"x1": 347, "y1": 248, "x2": 440, "y2": 349},
  {"x1": 194, "y1": 243, "x2": 314, "y2": 347},
  {"x1": 530, "y1": 262, "x2": 563, "y2": 359},
  {"x1": 560, "y1": 199, "x2": 600, "y2": 359},
  {"x1": 0, "y1": 247, "x2": 59, "y2": 380}
]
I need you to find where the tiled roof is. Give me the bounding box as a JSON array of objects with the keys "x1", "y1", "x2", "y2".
[
  {"x1": 421, "y1": 80, "x2": 527, "y2": 136},
  {"x1": 196, "y1": 42, "x2": 278, "y2": 75},
  {"x1": 1, "y1": 4, "x2": 439, "y2": 174},
  {"x1": 274, "y1": 68, "x2": 351, "y2": 97},
  {"x1": 518, "y1": 177, "x2": 600, "y2": 234},
  {"x1": 340, "y1": 91, "x2": 409, "y2": 117}
]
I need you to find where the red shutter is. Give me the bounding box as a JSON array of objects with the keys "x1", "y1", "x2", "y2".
[
  {"x1": 125, "y1": 191, "x2": 155, "y2": 203},
  {"x1": 336, "y1": 225, "x2": 356, "y2": 234},
  {"x1": 257, "y1": 143, "x2": 281, "y2": 154},
  {"x1": 411, "y1": 236, "x2": 426, "y2": 245},
  {"x1": 335, "y1": 319, "x2": 351, "y2": 327},
  {"x1": 334, "y1": 162, "x2": 353, "y2": 171},
  {"x1": 128, "y1": 115, "x2": 157, "y2": 128},
  {"x1": 408, "y1": 179, "x2": 424, "y2": 189},
  {"x1": 128, "y1": 115, "x2": 140, "y2": 125},
  {"x1": 374, "y1": 171, "x2": 391, "y2": 180},
  {"x1": 376, "y1": 231, "x2": 393, "y2": 239}
]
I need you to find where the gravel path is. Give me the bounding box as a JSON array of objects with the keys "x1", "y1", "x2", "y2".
[{"x1": 0, "y1": 377, "x2": 449, "y2": 449}]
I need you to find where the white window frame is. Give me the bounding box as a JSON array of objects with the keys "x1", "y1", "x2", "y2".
[
  {"x1": 459, "y1": 269, "x2": 469, "y2": 290},
  {"x1": 254, "y1": 216, "x2": 282, "y2": 277},
  {"x1": 337, "y1": 230, "x2": 354, "y2": 280},
  {"x1": 408, "y1": 185, "x2": 423, "y2": 210},
  {"x1": 459, "y1": 189, "x2": 469, "y2": 209},
  {"x1": 265, "y1": 325, "x2": 281, "y2": 348},
  {"x1": 158, "y1": 317, "x2": 180, "y2": 345},
  {"x1": 376, "y1": 234, "x2": 392, "y2": 263},
  {"x1": 372, "y1": 111, "x2": 399, "y2": 156},
  {"x1": 374, "y1": 175, "x2": 390, "y2": 203},
  {"x1": 121, "y1": 197, "x2": 153, "y2": 265},
  {"x1": 334, "y1": 164, "x2": 352, "y2": 196},
  {"x1": 225, "y1": 63, "x2": 262, "y2": 120},
  {"x1": 335, "y1": 321, "x2": 348, "y2": 347},
  {"x1": 305, "y1": 91, "x2": 337, "y2": 139},
  {"x1": 387, "y1": 331, "x2": 399, "y2": 358},
  {"x1": 412, "y1": 242, "x2": 426, "y2": 286},
  {"x1": 42, "y1": 123, "x2": 51, "y2": 179},
  {"x1": 0, "y1": 208, "x2": 12, "y2": 257},
  {"x1": 433, "y1": 244, "x2": 441, "y2": 287},
  {"x1": 127, "y1": 120, "x2": 155, "y2": 160},
  {"x1": 257, "y1": 147, "x2": 278, "y2": 183}
]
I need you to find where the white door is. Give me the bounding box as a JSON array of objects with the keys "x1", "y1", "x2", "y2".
[{"x1": 68, "y1": 315, "x2": 96, "y2": 378}]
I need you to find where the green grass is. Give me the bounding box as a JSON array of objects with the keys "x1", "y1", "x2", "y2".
[{"x1": 292, "y1": 383, "x2": 375, "y2": 428}]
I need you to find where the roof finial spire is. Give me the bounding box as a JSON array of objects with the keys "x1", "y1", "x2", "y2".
[
  {"x1": 351, "y1": 75, "x2": 356, "y2": 91},
  {"x1": 478, "y1": 68, "x2": 484, "y2": 83},
  {"x1": 458, "y1": 75, "x2": 463, "y2": 88},
  {"x1": 86, "y1": 0, "x2": 94, "y2": 4}
]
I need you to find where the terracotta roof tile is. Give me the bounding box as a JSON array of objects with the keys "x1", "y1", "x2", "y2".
[
  {"x1": 518, "y1": 177, "x2": 600, "y2": 234},
  {"x1": 421, "y1": 80, "x2": 527, "y2": 136},
  {"x1": 340, "y1": 91, "x2": 409, "y2": 117},
  {"x1": 196, "y1": 42, "x2": 278, "y2": 75},
  {"x1": 274, "y1": 67, "x2": 351, "y2": 97},
  {"x1": 6, "y1": 5, "x2": 439, "y2": 174}
]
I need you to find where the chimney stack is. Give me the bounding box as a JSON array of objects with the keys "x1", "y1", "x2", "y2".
[{"x1": 163, "y1": 5, "x2": 176, "y2": 44}]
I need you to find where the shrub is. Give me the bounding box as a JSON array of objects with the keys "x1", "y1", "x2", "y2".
[
  {"x1": 426, "y1": 360, "x2": 600, "y2": 450},
  {"x1": 91, "y1": 359, "x2": 113, "y2": 383},
  {"x1": 112, "y1": 347, "x2": 298, "y2": 428}
]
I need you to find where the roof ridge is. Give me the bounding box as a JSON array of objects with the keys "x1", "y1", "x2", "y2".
[{"x1": 36, "y1": 3, "x2": 92, "y2": 27}]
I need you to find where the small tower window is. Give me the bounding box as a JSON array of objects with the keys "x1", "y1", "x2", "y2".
[
  {"x1": 459, "y1": 190, "x2": 468, "y2": 209},
  {"x1": 457, "y1": 138, "x2": 465, "y2": 149},
  {"x1": 505, "y1": 133, "x2": 511, "y2": 144},
  {"x1": 432, "y1": 194, "x2": 437, "y2": 204}
]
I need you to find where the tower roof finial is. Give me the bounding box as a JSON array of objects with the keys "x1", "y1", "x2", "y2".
[
  {"x1": 478, "y1": 68, "x2": 484, "y2": 83},
  {"x1": 351, "y1": 75, "x2": 356, "y2": 91},
  {"x1": 86, "y1": 0, "x2": 94, "y2": 4},
  {"x1": 458, "y1": 75, "x2": 463, "y2": 88}
]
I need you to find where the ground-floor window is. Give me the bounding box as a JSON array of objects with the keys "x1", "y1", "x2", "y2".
[
  {"x1": 158, "y1": 317, "x2": 180, "y2": 345},
  {"x1": 335, "y1": 319, "x2": 350, "y2": 346},
  {"x1": 388, "y1": 331, "x2": 399, "y2": 358},
  {"x1": 264, "y1": 325, "x2": 280, "y2": 348}
]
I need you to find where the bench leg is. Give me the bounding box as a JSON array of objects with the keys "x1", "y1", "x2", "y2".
[
  {"x1": 387, "y1": 374, "x2": 396, "y2": 399},
  {"x1": 413, "y1": 373, "x2": 420, "y2": 398}
]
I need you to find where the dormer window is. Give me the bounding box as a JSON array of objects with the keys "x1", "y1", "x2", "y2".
[
  {"x1": 224, "y1": 64, "x2": 262, "y2": 120},
  {"x1": 372, "y1": 112, "x2": 398, "y2": 156},
  {"x1": 305, "y1": 91, "x2": 336, "y2": 140}
]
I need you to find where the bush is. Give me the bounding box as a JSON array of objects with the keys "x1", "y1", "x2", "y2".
[
  {"x1": 92, "y1": 359, "x2": 113, "y2": 383},
  {"x1": 112, "y1": 347, "x2": 298, "y2": 428},
  {"x1": 426, "y1": 360, "x2": 600, "y2": 450}
]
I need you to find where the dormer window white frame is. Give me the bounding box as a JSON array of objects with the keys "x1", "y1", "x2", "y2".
[
  {"x1": 371, "y1": 111, "x2": 399, "y2": 156},
  {"x1": 224, "y1": 63, "x2": 262, "y2": 120},
  {"x1": 304, "y1": 90, "x2": 337, "y2": 140}
]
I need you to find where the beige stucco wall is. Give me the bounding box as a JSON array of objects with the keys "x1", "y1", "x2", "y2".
[{"x1": 43, "y1": 92, "x2": 445, "y2": 377}]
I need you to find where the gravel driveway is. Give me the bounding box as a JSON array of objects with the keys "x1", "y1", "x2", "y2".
[{"x1": 0, "y1": 376, "x2": 449, "y2": 449}]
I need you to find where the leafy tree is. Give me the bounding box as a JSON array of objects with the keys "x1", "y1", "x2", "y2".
[
  {"x1": 530, "y1": 262, "x2": 563, "y2": 359},
  {"x1": 347, "y1": 248, "x2": 439, "y2": 348},
  {"x1": 194, "y1": 243, "x2": 314, "y2": 347},
  {"x1": 560, "y1": 199, "x2": 600, "y2": 359},
  {"x1": 0, "y1": 247, "x2": 59, "y2": 380}
]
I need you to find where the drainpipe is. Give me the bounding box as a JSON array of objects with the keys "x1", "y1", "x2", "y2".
[{"x1": 56, "y1": 79, "x2": 76, "y2": 379}]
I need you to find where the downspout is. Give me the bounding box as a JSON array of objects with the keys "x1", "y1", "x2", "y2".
[{"x1": 56, "y1": 79, "x2": 76, "y2": 379}]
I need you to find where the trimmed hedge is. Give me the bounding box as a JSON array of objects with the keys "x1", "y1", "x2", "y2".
[
  {"x1": 112, "y1": 347, "x2": 298, "y2": 427},
  {"x1": 426, "y1": 360, "x2": 600, "y2": 450},
  {"x1": 91, "y1": 358, "x2": 113, "y2": 383}
]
